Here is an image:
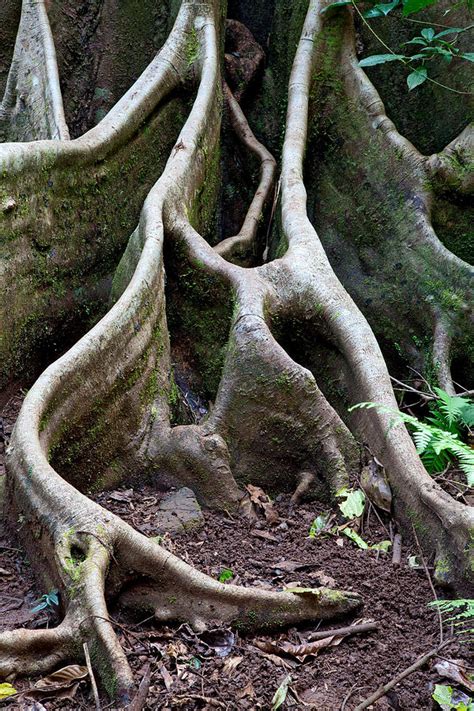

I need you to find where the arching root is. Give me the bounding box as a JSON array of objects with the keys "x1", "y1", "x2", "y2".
[
  {"x1": 0, "y1": 0, "x2": 68, "y2": 141},
  {"x1": 215, "y1": 82, "x2": 277, "y2": 264}
]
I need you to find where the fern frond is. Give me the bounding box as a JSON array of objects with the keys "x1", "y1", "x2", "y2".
[{"x1": 433, "y1": 387, "x2": 467, "y2": 428}]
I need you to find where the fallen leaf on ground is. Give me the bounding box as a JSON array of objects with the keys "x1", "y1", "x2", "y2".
[
  {"x1": 272, "y1": 674, "x2": 291, "y2": 710},
  {"x1": 252, "y1": 646, "x2": 296, "y2": 669},
  {"x1": 0, "y1": 682, "x2": 17, "y2": 700},
  {"x1": 237, "y1": 680, "x2": 255, "y2": 699},
  {"x1": 245, "y1": 484, "x2": 280, "y2": 525},
  {"x1": 361, "y1": 462, "x2": 392, "y2": 512},
  {"x1": 33, "y1": 665, "x2": 88, "y2": 692},
  {"x1": 108, "y1": 489, "x2": 134, "y2": 502},
  {"x1": 254, "y1": 634, "x2": 343, "y2": 662},
  {"x1": 159, "y1": 662, "x2": 174, "y2": 690},
  {"x1": 307, "y1": 570, "x2": 336, "y2": 587},
  {"x1": 434, "y1": 659, "x2": 474, "y2": 692},
  {"x1": 222, "y1": 656, "x2": 243, "y2": 676},
  {"x1": 251, "y1": 530, "x2": 279, "y2": 542},
  {"x1": 199, "y1": 628, "x2": 235, "y2": 657}
]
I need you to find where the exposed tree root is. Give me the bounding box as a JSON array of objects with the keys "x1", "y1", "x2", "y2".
[
  {"x1": 215, "y1": 82, "x2": 276, "y2": 264},
  {"x1": 1, "y1": 2, "x2": 361, "y2": 699},
  {"x1": 1, "y1": 0, "x2": 473, "y2": 701},
  {"x1": 0, "y1": 0, "x2": 68, "y2": 141}
]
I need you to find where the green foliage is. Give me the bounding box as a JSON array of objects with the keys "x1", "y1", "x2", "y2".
[
  {"x1": 272, "y1": 674, "x2": 291, "y2": 710},
  {"x1": 337, "y1": 487, "x2": 366, "y2": 519},
  {"x1": 31, "y1": 589, "x2": 59, "y2": 613},
  {"x1": 0, "y1": 684, "x2": 17, "y2": 700},
  {"x1": 350, "y1": 390, "x2": 474, "y2": 486},
  {"x1": 309, "y1": 512, "x2": 332, "y2": 537},
  {"x1": 429, "y1": 598, "x2": 474, "y2": 639},
  {"x1": 432, "y1": 684, "x2": 474, "y2": 710},
  {"x1": 218, "y1": 568, "x2": 234, "y2": 583},
  {"x1": 342, "y1": 528, "x2": 391, "y2": 550},
  {"x1": 321, "y1": 0, "x2": 473, "y2": 91}
]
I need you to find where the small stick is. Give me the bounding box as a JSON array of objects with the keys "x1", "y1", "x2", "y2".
[
  {"x1": 392, "y1": 533, "x2": 402, "y2": 566},
  {"x1": 307, "y1": 621, "x2": 378, "y2": 641},
  {"x1": 83, "y1": 641, "x2": 101, "y2": 711},
  {"x1": 130, "y1": 663, "x2": 151, "y2": 711},
  {"x1": 412, "y1": 525, "x2": 443, "y2": 644},
  {"x1": 354, "y1": 638, "x2": 453, "y2": 710}
]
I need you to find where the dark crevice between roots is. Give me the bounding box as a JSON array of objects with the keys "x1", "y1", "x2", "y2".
[
  {"x1": 164, "y1": 241, "x2": 235, "y2": 409},
  {"x1": 48, "y1": 0, "x2": 175, "y2": 137}
]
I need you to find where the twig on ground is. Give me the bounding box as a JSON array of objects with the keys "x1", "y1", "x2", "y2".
[
  {"x1": 130, "y1": 663, "x2": 151, "y2": 711},
  {"x1": 307, "y1": 621, "x2": 378, "y2": 642},
  {"x1": 392, "y1": 533, "x2": 402, "y2": 567},
  {"x1": 354, "y1": 638, "x2": 454, "y2": 710},
  {"x1": 412, "y1": 525, "x2": 443, "y2": 644},
  {"x1": 83, "y1": 641, "x2": 101, "y2": 711},
  {"x1": 341, "y1": 683, "x2": 365, "y2": 711}
]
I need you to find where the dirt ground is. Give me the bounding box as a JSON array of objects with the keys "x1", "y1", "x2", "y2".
[{"x1": 0, "y1": 390, "x2": 472, "y2": 711}]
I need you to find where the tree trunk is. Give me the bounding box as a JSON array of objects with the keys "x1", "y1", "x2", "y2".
[{"x1": 0, "y1": 0, "x2": 472, "y2": 702}]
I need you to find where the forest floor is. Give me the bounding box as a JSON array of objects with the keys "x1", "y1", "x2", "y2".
[{"x1": 0, "y1": 391, "x2": 472, "y2": 711}]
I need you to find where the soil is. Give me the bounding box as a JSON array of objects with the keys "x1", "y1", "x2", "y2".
[{"x1": 1, "y1": 395, "x2": 472, "y2": 711}]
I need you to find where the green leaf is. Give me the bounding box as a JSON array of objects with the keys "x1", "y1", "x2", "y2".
[
  {"x1": 338, "y1": 488, "x2": 366, "y2": 519},
  {"x1": 421, "y1": 27, "x2": 435, "y2": 41},
  {"x1": 403, "y1": 38, "x2": 428, "y2": 46},
  {"x1": 320, "y1": 0, "x2": 352, "y2": 13},
  {"x1": 309, "y1": 512, "x2": 331, "y2": 537},
  {"x1": 0, "y1": 683, "x2": 17, "y2": 700},
  {"x1": 371, "y1": 539, "x2": 392, "y2": 552},
  {"x1": 434, "y1": 27, "x2": 463, "y2": 39},
  {"x1": 359, "y1": 54, "x2": 405, "y2": 67},
  {"x1": 218, "y1": 568, "x2": 233, "y2": 583},
  {"x1": 364, "y1": 0, "x2": 400, "y2": 16},
  {"x1": 407, "y1": 67, "x2": 428, "y2": 90},
  {"x1": 402, "y1": 0, "x2": 437, "y2": 16},
  {"x1": 462, "y1": 53, "x2": 474, "y2": 62},
  {"x1": 364, "y1": 7, "x2": 385, "y2": 17},
  {"x1": 272, "y1": 674, "x2": 291, "y2": 710},
  {"x1": 342, "y1": 528, "x2": 369, "y2": 549}
]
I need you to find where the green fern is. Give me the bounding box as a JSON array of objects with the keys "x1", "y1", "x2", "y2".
[
  {"x1": 429, "y1": 599, "x2": 474, "y2": 639},
  {"x1": 350, "y1": 392, "x2": 474, "y2": 486}
]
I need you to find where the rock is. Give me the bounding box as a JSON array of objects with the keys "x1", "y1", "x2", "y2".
[{"x1": 152, "y1": 487, "x2": 204, "y2": 536}]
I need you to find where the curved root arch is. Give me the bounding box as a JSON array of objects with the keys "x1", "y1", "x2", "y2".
[
  {"x1": 1, "y1": 0, "x2": 473, "y2": 701},
  {"x1": 2, "y1": 1, "x2": 360, "y2": 700}
]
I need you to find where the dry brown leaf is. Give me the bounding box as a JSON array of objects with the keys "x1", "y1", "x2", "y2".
[
  {"x1": 159, "y1": 662, "x2": 174, "y2": 691},
  {"x1": 108, "y1": 489, "x2": 134, "y2": 502},
  {"x1": 222, "y1": 656, "x2": 243, "y2": 676},
  {"x1": 259, "y1": 651, "x2": 296, "y2": 669},
  {"x1": 434, "y1": 659, "x2": 474, "y2": 692},
  {"x1": 271, "y1": 560, "x2": 304, "y2": 573},
  {"x1": 166, "y1": 641, "x2": 188, "y2": 658},
  {"x1": 278, "y1": 635, "x2": 343, "y2": 661},
  {"x1": 307, "y1": 570, "x2": 336, "y2": 587},
  {"x1": 34, "y1": 665, "x2": 88, "y2": 691},
  {"x1": 246, "y1": 484, "x2": 267, "y2": 503},
  {"x1": 254, "y1": 633, "x2": 345, "y2": 663},
  {"x1": 251, "y1": 530, "x2": 279, "y2": 542},
  {"x1": 245, "y1": 484, "x2": 279, "y2": 525},
  {"x1": 361, "y1": 463, "x2": 392, "y2": 512},
  {"x1": 237, "y1": 680, "x2": 255, "y2": 700}
]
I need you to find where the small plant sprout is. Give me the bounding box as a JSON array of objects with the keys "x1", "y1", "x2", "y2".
[
  {"x1": 218, "y1": 568, "x2": 234, "y2": 583},
  {"x1": 31, "y1": 589, "x2": 59, "y2": 614}
]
